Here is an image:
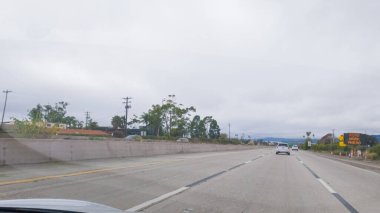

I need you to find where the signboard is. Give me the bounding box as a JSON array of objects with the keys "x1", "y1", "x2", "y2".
[
  {"x1": 344, "y1": 133, "x2": 361, "y2": 145},
  {"x1": 308, "y1": 141, "x2": 311, "y2": 147},
  {"x1": 343, "y1": 133, "x2": 372, "y2": 146}
]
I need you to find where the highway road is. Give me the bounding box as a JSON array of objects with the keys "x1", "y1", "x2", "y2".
[{"x1": 0, "y1": 148, "x2": 379, "y2": 212}]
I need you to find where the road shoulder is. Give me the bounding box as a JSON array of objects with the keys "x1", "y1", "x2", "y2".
[{"x1": 305, "y1": 151, "x2": 380, "y2": 174}]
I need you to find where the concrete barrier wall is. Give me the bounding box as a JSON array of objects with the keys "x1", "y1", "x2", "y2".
[{"x1": 0, "y1": 138, "x2": 256, "y2": 166}]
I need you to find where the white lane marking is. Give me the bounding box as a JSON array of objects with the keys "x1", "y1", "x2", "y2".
[
  {"x1": 318, "y1": 178, "x2": 336, "y2": 194},
  {"x1": 300, "y1": 161, "x2": 304, "y2": 164},
  {"x1": 126, "y1": 156, "x2": 264, "y2": 212},
  {"x1": 125, "y1": 186, "x2": 189, "y2": 212}
]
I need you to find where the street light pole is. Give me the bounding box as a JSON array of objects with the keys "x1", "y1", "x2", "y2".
[{"x1": 1, "y1": 90, "x2": 12, "y2": 129}]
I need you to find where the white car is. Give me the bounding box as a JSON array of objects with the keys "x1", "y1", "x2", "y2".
[
  {"x1": 276, "y1": 143, "x2": 290, "y2": 155},
  {"x1": 291, "y1": 145, "x2": 299, "y2": 151}
]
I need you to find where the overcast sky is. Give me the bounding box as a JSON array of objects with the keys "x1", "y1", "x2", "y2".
[{"x1": 1, "y1": 0, "x2": 380, "y2": 138}]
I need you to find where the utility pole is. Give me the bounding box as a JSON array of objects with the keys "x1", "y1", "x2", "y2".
[
  {"x1": 1, "y1": 90, "x2": 12, "y2": 129},
  {"x1": 169, "y1": 109, "x2": 172, "y2": 136},
  {"x1": 332, "y1": 129, "x2": 335, "y2": 152},
  {"x1": 85, "y1": 111, "x2": 90, "y2": 129},
  {"x1": 123, "y1": 97, "x2": 132, "y2": 136},
  {"x1": 167, "y1": 95, "x2": 175, "y2": 137},
  {"x1": 228, "y1": 123, "x2": 231, "y2": 142}
]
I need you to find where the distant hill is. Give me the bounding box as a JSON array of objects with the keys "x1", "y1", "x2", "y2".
[
  {"x1": 257, "y1": 135, "x2": 379, "y2": 145},
  {"x1": 371, "y1": 135, "x2": 380, "y2": 143},
  {"x1": 318, "y1": 133, "x2": 334, "y2": 144},
  {"x1": 257, "y1": 137, "x2": 318, "y2": 144}
]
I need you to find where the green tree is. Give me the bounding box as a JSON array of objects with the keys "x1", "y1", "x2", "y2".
[
  {"x1": 129, "y1": 114, "x2": 141, "y2": 128},
  {"x1": 64, "y1": 116, "x2": 80, "y2": 128},
  {"x1": 146, "y1": 104, "x2": 164, "y2": 136},
  {"x1": 135, "y1": 95, "x2": 196, "y2": 137},
  {"x1": 140, "y1": 112, "x2": 151, "y2": 134},
  {"x1": 77, "y1": 121, "x2": 84, "y2": 129},
  {"x1": 220, "y1": 133, "x2": 228, "y2": 140},
  {"x1": 111, "y1": 115, "x2": 125, "y2": 129},
  {"x1": 88, "y1": 119, "x2": 98, "y2": 129},
  {"x1": 161, "y1": 95, "x2": 196, "y2": 137},
  {"x1": 190, "y1": 116, "x2": 212, "y2": 139},
  {"x1": 44, "y1": 101, "x2": 68, "y2": 123},
  {"x1": 125, "y1": 95, "x2": 224, "y2": 140},
  {"x1": 198, "y1": 119, "x2": 207, "y2": 138},
  {"x1": 209, "y1": 119, "x2": 221, "y2": 139},
  {"x1": 28, "y1": 102, "x2": 81, "y2": 128},
  {"x1": 202, "y1": 116, "x2": 213, "y2": 138},
  {"x1": 28, "y1": 104, "x2": 44, "y2": 122},
  {"x1": 190, "y1": 115, "x2": 201, "y2": 138}
]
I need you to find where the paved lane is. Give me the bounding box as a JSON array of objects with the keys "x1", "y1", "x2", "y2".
[
  {"x1": 145, "y1": 151, "x2": 347, "y2": 213},
  {"x1": 297, "y1": 151, "x2": 380, "y2": 213},
  {"x1": 0, "y1": 149, "x2": 269, "y2": 210},
  {"x1": 1, "y1": 148, "x2": 379, "y2": 212}
]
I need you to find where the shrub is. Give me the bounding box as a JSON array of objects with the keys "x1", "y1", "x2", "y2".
[
  {"x1": 369, "y1": 144, "x2": 380, "y2": 155},
  {"x1": 112, "y1": 130, "x2": 125, "y2": 138},
  {"x1": 343, "y1": 145, "x2": 352, "y2": 152},
  {"x1": 142, "y1": 135, "x2": 176, "y2": 141},
  {"x1": 126, "y1": 135, "x2": 143, "y2": 142},
  {"x1": 89, "y1": 136, "x2": 105, "y2": 140},
  {"x1": 13, "y1": 119, "x2": 58, "y2": 138},
  {"x1": 367, "y1": 153, "x2": 378, "y2": 160},
  {"x1": 135, "y1": 135, "x2": 143, "y2": 141}
]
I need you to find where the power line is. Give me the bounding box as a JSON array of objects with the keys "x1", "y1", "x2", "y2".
[
  {"x1": 1, "y1": 90, "x2": 12, "y2": 129},
  {"x1": 123, "y1": 97, "x2": 132, "y2": 136}
]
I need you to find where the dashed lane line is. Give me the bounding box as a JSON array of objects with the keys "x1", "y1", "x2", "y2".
[
  {"x1": 125, "y1": 187, "x2": 190, "y2": 213},
  {"x1": 125, "y1": 155, "x2": 264, "y2": 212},
  {"x1": 296, "y1": 156, "x2": 358, "y2": 213}
]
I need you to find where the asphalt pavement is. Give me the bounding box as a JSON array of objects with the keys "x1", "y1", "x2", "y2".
[{"x1": 0, "y1": 148, "x2": 379, "y2": 212}]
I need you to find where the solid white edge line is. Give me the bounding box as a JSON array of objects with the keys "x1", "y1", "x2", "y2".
[
  {"x1": 125, "y1": 186, "x2": 189, "y2": 212},
  {"x1": 318, "y1": 178, "x2": 336, "y2": 194}
]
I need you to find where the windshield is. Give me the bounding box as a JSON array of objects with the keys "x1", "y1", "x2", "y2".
[{"x1": 1, "y1": 1, "x2": 380, "y2": 213}]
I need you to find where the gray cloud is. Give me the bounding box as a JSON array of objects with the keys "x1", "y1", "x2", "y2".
[{"x1": 1, "y1": 0, "x2": 380, "y2": 137}]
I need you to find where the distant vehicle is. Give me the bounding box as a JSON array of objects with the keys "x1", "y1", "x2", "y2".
[
  {"x1": 276, "y1": 143, "x2": 290, "y2": 155},
  {"x1": 291, "y1": 145, "x2": 299, "y2": 151},
  {"x1": 176, "y1": 137, "x2": 189, "y2": 142},
  {"x1": 125, "y1": 135, "x2": 142, "y2": 141}
]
